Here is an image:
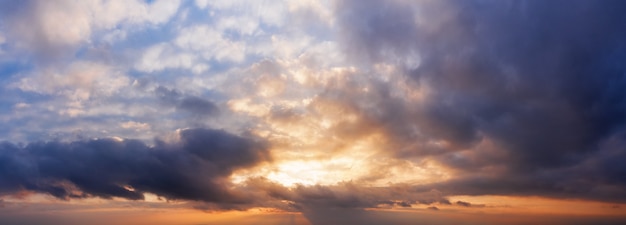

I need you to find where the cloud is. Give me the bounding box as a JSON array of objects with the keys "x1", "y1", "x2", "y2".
[
  {"x1": 0, "y1": 0, "x2": 181, "y2": 60},
  {"x1": 1, "y1": 2, "x2": 626, "y2": 224},
  {"x1": 455, "y1": 200, "x2": 484, "y2": 208},
  {"x1": 174, "y1": 25, "x2": 246, "y2": 63},
  {"x1": 134, "y1": 43, "x2": 207, "y2": 74},
  {"x1": 197, "y1": 0, "x2": 287, "y2": 28},
  {"x1": 155, "y1": 86, "x2": 220, "y2": 118},
  {"x1": 0, "y1": 128, "x2": 269, "y2": 204},
  {"x1": 235, "y1": 178, "x2": 450, "y2": 212},
  {"x1": 328, "y1": 0, "x2": 626, "y2": 202},
  {"x1": 12, "y1": 61, "x2": 129, "y2": 100}
]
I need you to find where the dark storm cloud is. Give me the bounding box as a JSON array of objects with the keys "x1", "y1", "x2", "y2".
[
  {"x1": 155, "y1": 86, "x2": 220, "y2": 117},
  {"x1": 0, "y1": 128, "x2": 269, "y2": 203},
  {"x1": 335, "y1": 0, "x2": 626, "y2": 202}
]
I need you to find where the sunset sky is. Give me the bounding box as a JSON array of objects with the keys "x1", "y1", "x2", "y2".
[{"x1": 1, "y1": 0, "x2": 626, "y2": 224}]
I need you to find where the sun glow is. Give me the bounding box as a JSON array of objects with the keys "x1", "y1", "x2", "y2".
[
  {"x1": 265, "y1": 157, "x2": 371, "y2": 186},
  {"x1": 231, "y1": 155, "x2": 371, "y2": 187},
  {"x1": 266, "y1": 161, "x2": 330, "y2": 186},
  {"x1": 231, "y1": 148, "x2": 452, "y2": 188}
]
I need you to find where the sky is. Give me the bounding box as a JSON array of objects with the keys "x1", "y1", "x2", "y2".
[{"x1": 0, "y1": 0, "x2": 626, "y2": 224}]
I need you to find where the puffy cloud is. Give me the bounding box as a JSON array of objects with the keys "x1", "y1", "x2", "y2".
[
  {"x1": 135, "y1": 24, "x2": 249, "y2": 74},
  {"x1": 174, "y1": 25, "x2": 246, "y2": 63},
  {"x1": 12, "y1": 61, "x2": 129, "y2": 99},
  {"x1": 0, "y1": 0, "x2": 181, "y2": 58},
  {"x1": 135, "y1": 43, "x2": 208, "y2": 74},
  {"x1": 198, "y1": 0, "x2": 287, "y2": 28}
]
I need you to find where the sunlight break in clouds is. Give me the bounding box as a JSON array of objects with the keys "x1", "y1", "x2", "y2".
[{"x1": 1, "y1": 0, "x2": 626, "y2": 224}]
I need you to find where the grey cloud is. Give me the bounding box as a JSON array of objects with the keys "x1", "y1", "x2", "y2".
[
  {"x1": 155, "y1": 86, "x2": 220, "y2": 117},
  {"x1": 280, "y1": 184, "x2": 457, "y2": 225},
  {"x1": 333, "y1": 0, "x2": 626, "y2": 202},
  {"x1": 0, "y1": 128, "x2": 269, "y2": 204},
  {"x1": 238, "y1": 178, "x2": 449, "y2": 212}
]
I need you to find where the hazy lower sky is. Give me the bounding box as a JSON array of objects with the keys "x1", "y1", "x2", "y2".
[{"x1": 1, "y1": 0, "x2": 626, "y2": 224}]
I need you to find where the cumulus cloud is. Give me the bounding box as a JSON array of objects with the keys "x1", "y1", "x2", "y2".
[
  {"x1": 0, "y1": 0, "x2": 181, "y2": 59},
  {"x1": 174, "y1": 25, "x2": 246, "y2": 63},
  {"x1": 134, "y1": 43, "x2": 206, "y2": 74}
]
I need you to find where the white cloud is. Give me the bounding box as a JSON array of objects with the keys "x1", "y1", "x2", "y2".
[
  {"x1": 0, "y1": 0, "x2": 341, "y2": 144},
  {"x1": 13, "y1": 61, "x2": 129, "y2": 100},
  {"x1": 287, "y1": 0, "x2": 335, "y2": 28},
  {"x1": 195, "y1": 0, "x2": 210, "y2": 9},
  {"x1": 3, "y1": 0, "x2": 181, "y2": 52},
  {"x1": 101, "y1": 29, "x2": 127, "y2": 44},
  {"x1": 135, "y1": 43, "x2": 206, "y2": 73},
  {"x1": 215, "y1": 15, "x2": 260, "y2": 36},
  {"x1": 199, "y1": 0, "x2": 287, "y2": 28},
  {"x1": 120, "y1": 121, "x2": 151, "y2": 131},
  {"x1": 135, "y1": 23, "x2": 255, "y2": 74},
  {"x1": 175, "y1": 25, "x2": 246, "y2": 63},
  {"x1": 144, "y1": 0, "x2": 182, "y2": 24},
  {"x1": 270, "y1": 34, "x2": 313, "y2": 59}
]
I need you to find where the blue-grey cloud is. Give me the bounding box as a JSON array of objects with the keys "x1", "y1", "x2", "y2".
[
  {"x1": 155, "y1": 86, "x2": 220, "y2": 117},
  {"x1": 0, "y1": 128, "x2": 268, "y2": 203},
  {"x1": 334, "y1": 0, "x2": 626, "y2": 202}
]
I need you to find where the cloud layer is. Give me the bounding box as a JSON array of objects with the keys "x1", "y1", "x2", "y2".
[
  {"x1": 0, "y1": 1, "x2": 625, "y2": 224},
  {"x1": 332, "y1": 0, "x2": 626, "y2": 202}
]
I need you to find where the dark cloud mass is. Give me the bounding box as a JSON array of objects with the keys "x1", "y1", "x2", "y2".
[
  {"x1": 0, "y1": 128, "x2": 269, "y2": 203},
  {"x1": 335, "y1": 0, "x2": 626, "y2": 202},
  {"x1": 155, "y1": 86, "x2": 220, "y2": 117}
]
